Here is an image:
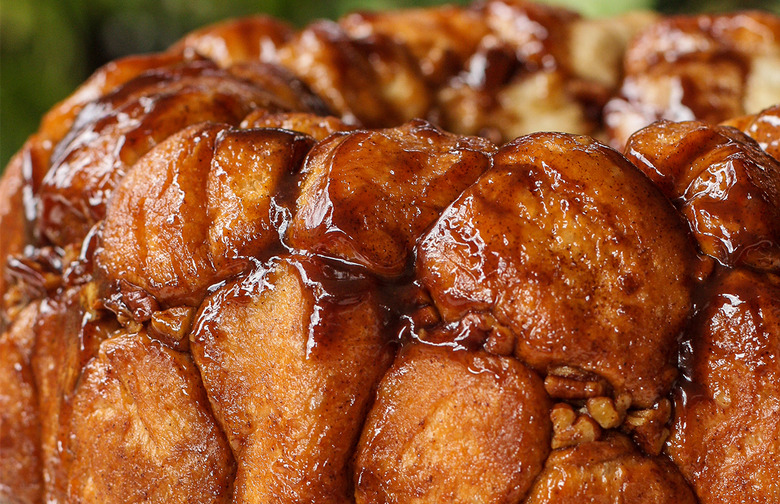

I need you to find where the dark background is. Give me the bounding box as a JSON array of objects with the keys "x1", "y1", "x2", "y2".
[{"x1": 2, "y1": 0, "x2": 779, "y2": 169}]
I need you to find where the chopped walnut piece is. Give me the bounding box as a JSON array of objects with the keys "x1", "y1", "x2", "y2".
[
  {"x1": 621, "y1": 398, "x2": 672, "y2": 455},
  {"x1": 417, "y1": 311, "x2": 517, "y2": 355},
  {"x1": 79, "y1": 282, "x2": 102, "y2": 319},
  {"x1": 115, "y1": 312, "x2": 143, "y2": 334},
  {"x1": 484, "y1": 322, "x2": 515, "y2": 356},
  {"x1": 409, "y1": 305, "x2": 441, "y2": 329},
  {"x1": 149, "y1": 306, "x2": 197, "y2": 351},
  {"x1": 545, "y1": 366, "x2": 611, "y2": 400},
  {"x1": 615, "y1": 392, "x2": 632, "y2": 415},
  {"x1": 551, "y1": 403, "x2": 577, "y2": 430},
  {"x1": 2, "y1": 284, "x2": 26, "y2": 323},
  {"x1": 551, "y1": 403, "x2": 602, "y2": 449},
  {"x1": 103, "y1": 279, "x2": 161, "y2": 326},
  {"x1": 587, "y1": 396, "x2": 624, "y2": 429}
]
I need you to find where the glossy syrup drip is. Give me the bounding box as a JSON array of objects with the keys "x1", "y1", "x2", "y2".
[{"x1": 2, "y1": 5, "x2": 779, "y2": 503}]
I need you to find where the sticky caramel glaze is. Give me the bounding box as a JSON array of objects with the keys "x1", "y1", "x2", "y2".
[
  {"x1": 0, "y1": 303, "x2": 42, "y2": 504},
  {"x1": 0, "y1": 137, "x2": 61, "y2": 322},
  {"x1": 41, "y1": 52, "x2": 187, "y2": 142},
  {"x1": 723, "y1": 104, "x2": 780, "y2": 161},
  {"x1": 339, "y1": 5, "x2": 491, "y2": 86},
  {"x1": 96, "y1": 123, "x2": 227, "y2": 309},
  {"x1": 0, "y1": 155, "x2": 28, "y2": 317},
  {"x1": 276, "y1": 21, "x2": 431, "y2": 127},
  {"x1": 190, "y1": 255, "x2": 394, "y2": 504},
  {"x1": 30, "y1": 286, "x2": 116, "y2": 502},
  {"x1": 354, "y1": 343, "x2": 551, "y2": 504},
  {"x1": 524, "y1": 433, "x2": 696, "y2": 503},
  {"x1": 604, "y1": 11, "x2": 780, "y2": 148},
  {"x1": 97, "y1": 123, "x2": 314, "y2": 312},
  {"x1": 287, "y1": 119, "x2": 495, "y2": 279},
  {"x1": 668, "y1": 269, "x2": 780, "y2": 504},
  {"x1": 172, "y1": 15, "x2": 294, "y2": 68},
  {"x1": 418, "y1": 132, "x2": 697, "y2": 408},
  {"x1": 226, "y1": 63, "x2": 332, "y2": 116},
  {"x1": 241, "y1": 111, "x2": 357, "y2": 140},
  {"x1": 0, "y1": 3, "x2": 774, "y2": 501},
  {"x1": 624, "y1": 120, "x2": 780, "y2": 271},
  {"x1": 38, "y1": 60, "x2": 304, "y2": 248},
  {"x1": 480, "y1": 0, "x2": 580, "y2": 71},
  {"x1": 65, "y1": 330, "x2": 234, "y2": 503},
  {"x1": 207, "y1": 127, "x2": 313, "y2": 273}
]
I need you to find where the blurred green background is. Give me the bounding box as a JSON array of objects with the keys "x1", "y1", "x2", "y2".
[{"x1": 2, "y1": 0, "x2": 779, "y2": 169}]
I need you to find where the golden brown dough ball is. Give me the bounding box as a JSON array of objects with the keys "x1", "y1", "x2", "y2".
[
  {"x1": 418, "y1": 132, "x2": 697, "y2": 408},
  {"x1": 524, "y1": 433, "x2": 697, "y2": 504},
  {"x1": 288, "y1": 120, "x2": 494, "y2": 278},
  {"x1": 37, "y1": 61, "x2": 295, "y2": 247},
  {"x1": 605, "y1": 12, "x2": 780, "y2": 148},
  {"x1": 276, "y1": 21, "x2": 431, "y2": 127},
  {"x1": 723, "y1": 104, "x2": 780, "y2": 161},
  {"x1": 667, "y1": 269, "x2": 780, "y2": 504},
  {"x1": 339, "y1": 5, "x2": 491, "y2": 86},
  {"x1": 354, "y1": 343, "x2": 551, "y2": 504},
  {"x1": 97, "y1": 122, "x2": 314, "y2": 309},
  {"x1": 625, "y1": 120, "x2": 780, "y2": 271},
  {"x1": 64, "y1": 330, "x2": 235, "y2": 504},
  {"x1": 30, "y1": 286, "x2": 117, "y2": 502},
  {"x1": 0, "y1": 303, "x2": 42, "y2": 504},
  {"x1": 190, "y1": 255, "x2": 393, "y2": 504},
  {"x1": 172, "y1": 15, "x2": 293, "y2": 67}
]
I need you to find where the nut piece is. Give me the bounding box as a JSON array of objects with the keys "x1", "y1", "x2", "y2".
[
  {"x1": 409, "y1": 305, "x2": 441, "y2": 329},
  {"x1": 586, "y1": 395, "x2": 630, "y2": 429},
  {"x1": 417, "y1": 312, "x2": 517, "y2": 356},
  {"x1": 551, "y1": 403, "x2": 603, "y2": 449},
  {"x1": 483, "y1": 324, "x2": 516, "y2": 356},
  {"x1": 545, "y1": 367, "x2": 611, "y2": 401},
  {"x1": 148, "y1": 306, "x2": 197, "y2": 351},
  {"x1": 621, "y1": 398, "x2": 672, "y2": 455}
]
